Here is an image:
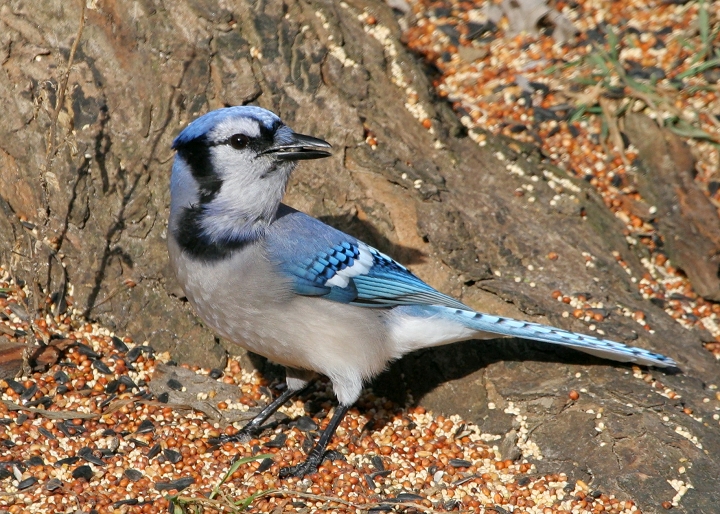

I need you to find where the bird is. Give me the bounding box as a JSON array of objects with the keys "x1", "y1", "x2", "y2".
[{"x1": 167, "y1": 105, "x2": 678, "y2": 478}]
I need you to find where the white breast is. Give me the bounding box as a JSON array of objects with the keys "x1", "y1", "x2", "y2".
[{"x1": 167, "y1": 236, "x2": 395, "y2": 406}]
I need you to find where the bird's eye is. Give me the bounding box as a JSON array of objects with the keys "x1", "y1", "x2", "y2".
[{"x1": 229, "y1": 134, "x2": 249, "y2": 149}]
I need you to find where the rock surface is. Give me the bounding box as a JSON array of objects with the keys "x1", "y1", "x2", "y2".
[
  {"x1": 0, "y1": 0, "x2": 718, "y2": 511},
  {"x1": 624, "y1": 112, "x2": 720, "y2": 302}
]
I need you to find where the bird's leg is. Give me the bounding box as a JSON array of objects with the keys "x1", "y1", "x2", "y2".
[
  {"x1": 279, "y1": 403, "x2": 350, "y2": 478},
  {"x1": 217, "y1": 384, "x2": 310, "y2": 443}
]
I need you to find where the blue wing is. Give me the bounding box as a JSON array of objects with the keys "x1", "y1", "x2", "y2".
[
  {"x1": 353, "y1": 247, "x2": 469, "y2": 309},
  {"x1": 265, "y1": 206, "x2": 468, "y2": 310},
  {"x1": 265, "y1": 208, "x2": 678, "y2": 369}
]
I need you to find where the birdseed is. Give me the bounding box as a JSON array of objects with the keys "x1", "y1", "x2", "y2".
[
  {"x1": 3, "y1": 0, "x2": 717, "y2": 511},
  {"x1": 0, "y1": 265, "x2": 650, "y2": 512}
]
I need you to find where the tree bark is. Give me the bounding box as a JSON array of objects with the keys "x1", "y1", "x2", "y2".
[{"x1": 0, "y1": 0, "x2": 718, "y2": 511}]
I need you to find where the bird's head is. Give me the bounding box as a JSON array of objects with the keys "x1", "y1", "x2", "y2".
[{"x1": 169, "y1": 106, "x2": 331, "y2": 258}]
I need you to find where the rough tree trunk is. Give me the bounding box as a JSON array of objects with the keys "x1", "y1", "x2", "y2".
[{"x1": 0, "y1": 0, "x2": 718, "y2": 511}]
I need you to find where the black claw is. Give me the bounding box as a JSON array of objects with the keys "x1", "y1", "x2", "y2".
[
  {"x1": 211, "y1": 428, "x2": 256, "y2": 446},
  {"x1": 279, "y1": 457, "x2": 320, "y2": 478},
  {"x1": 279, "y1": 450, "x2": 328, "y2": 478}
]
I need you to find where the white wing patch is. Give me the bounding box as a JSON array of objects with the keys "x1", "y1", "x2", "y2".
[{"x1": 325, "y1": 243, "x2": 374, "y2": 288}]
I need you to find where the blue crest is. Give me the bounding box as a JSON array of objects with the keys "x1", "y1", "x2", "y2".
[{"x1": 172, "y1": 106, "x2": 282, "y2": 148}]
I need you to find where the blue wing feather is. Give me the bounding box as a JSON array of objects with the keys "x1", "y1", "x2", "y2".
[
  {"x1": 351, "y1": 250, "x2": 468, "y2": 309},
  {"x1": 291, "y1": 277, "x2": 331, "y2": 297},
  {"x1": 265, "y1": 206, "x2": 468, "y2": 310},
  {"x1": 451, "y1": 308, "x2": 678, "y2": 368}
]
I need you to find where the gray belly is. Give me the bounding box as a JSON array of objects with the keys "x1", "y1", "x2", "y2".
[{"x1": 167, "y1": 237, "x2": 394, "y2": 380}]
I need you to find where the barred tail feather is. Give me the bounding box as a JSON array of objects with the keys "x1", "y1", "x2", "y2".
[{"x1": 446, "y1": 308, "x2": 677, "y2": 369}]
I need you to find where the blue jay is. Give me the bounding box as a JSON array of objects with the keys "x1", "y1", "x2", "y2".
[{"x1": 168, "y1": 106, "x2": 678, "y2": 477}]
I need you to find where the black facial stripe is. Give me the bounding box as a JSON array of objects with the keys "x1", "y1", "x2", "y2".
[
  {"x1": 261, "y1": 118, "x2": 283, "y2": 139},
  {"x1": 175, "y1": 137, "x2": 223, "y2": 204},
  {"x1": 205, "y1": 121, "x2": 282, "y2": 155},
  {"x1": 173, "y1": 206, "x2": 255, "y2": 262},
  {"x1": 206, "y1": 136, "x2": 246, "y2": 148}
]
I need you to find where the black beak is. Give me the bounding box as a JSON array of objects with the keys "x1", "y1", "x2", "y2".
[{"x1": 262, "y1": 133, "x2": 332, "y2": 161}]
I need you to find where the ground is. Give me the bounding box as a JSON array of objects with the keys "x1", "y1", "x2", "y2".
[{"x1": 1, "y1": 0, "x2": 719, "y2": 512}]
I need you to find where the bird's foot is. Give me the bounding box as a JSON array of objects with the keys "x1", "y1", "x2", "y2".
[
  {"x1": 209, "y1": 427, "x2": 258, "y2": 446},
  {"x1": 279, "y1": 453, "x2": 322, "y2": 478}
]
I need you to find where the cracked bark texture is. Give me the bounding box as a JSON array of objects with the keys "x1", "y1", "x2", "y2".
[{"x1": 0, "y1": 1, "x2": 718, "y2": 511}]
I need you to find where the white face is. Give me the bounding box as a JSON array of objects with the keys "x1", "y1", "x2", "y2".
[
  {"x1": 168, "y1": 106, "x2": 331, "y2": 260},
  {"x1": 199, "y1": 122, "x2": 297, "y2": 243},
  {"x1": 169, "y1": 116, "x2": 297, "y2": 246}
]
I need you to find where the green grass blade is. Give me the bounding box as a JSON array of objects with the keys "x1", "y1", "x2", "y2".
[
  {"x1": 569, "y1": 105, "x2": 588, "y2": 123},
  {"x1": 606, "y1": 26, "x2": 620, "y2": 61},
  {"x1": 588, "y1": 52, "x2": 611, "y2": 76},
  {"x1": 676, "y1": 57, "x2": 720, "y2": 80},
  {"x1": 209, "y1": 454, "x2": 273, "y2": 500},
  {"x1": 235, "y1": 488, "x2": 278, "y2": 511},
  {"x1": 172, "y1": 502, "x2": 185, "y2": 514},
  {"x1": 665, "y1": 119, "x2": 716, "y2": 141},
  {"x1": 699, "y1": 0, "x2": 709, "y2": 51}
]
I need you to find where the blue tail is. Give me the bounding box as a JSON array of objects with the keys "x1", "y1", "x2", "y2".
[{"x1": 438, "y1": 307, "x2": 678, "y2": 369}]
